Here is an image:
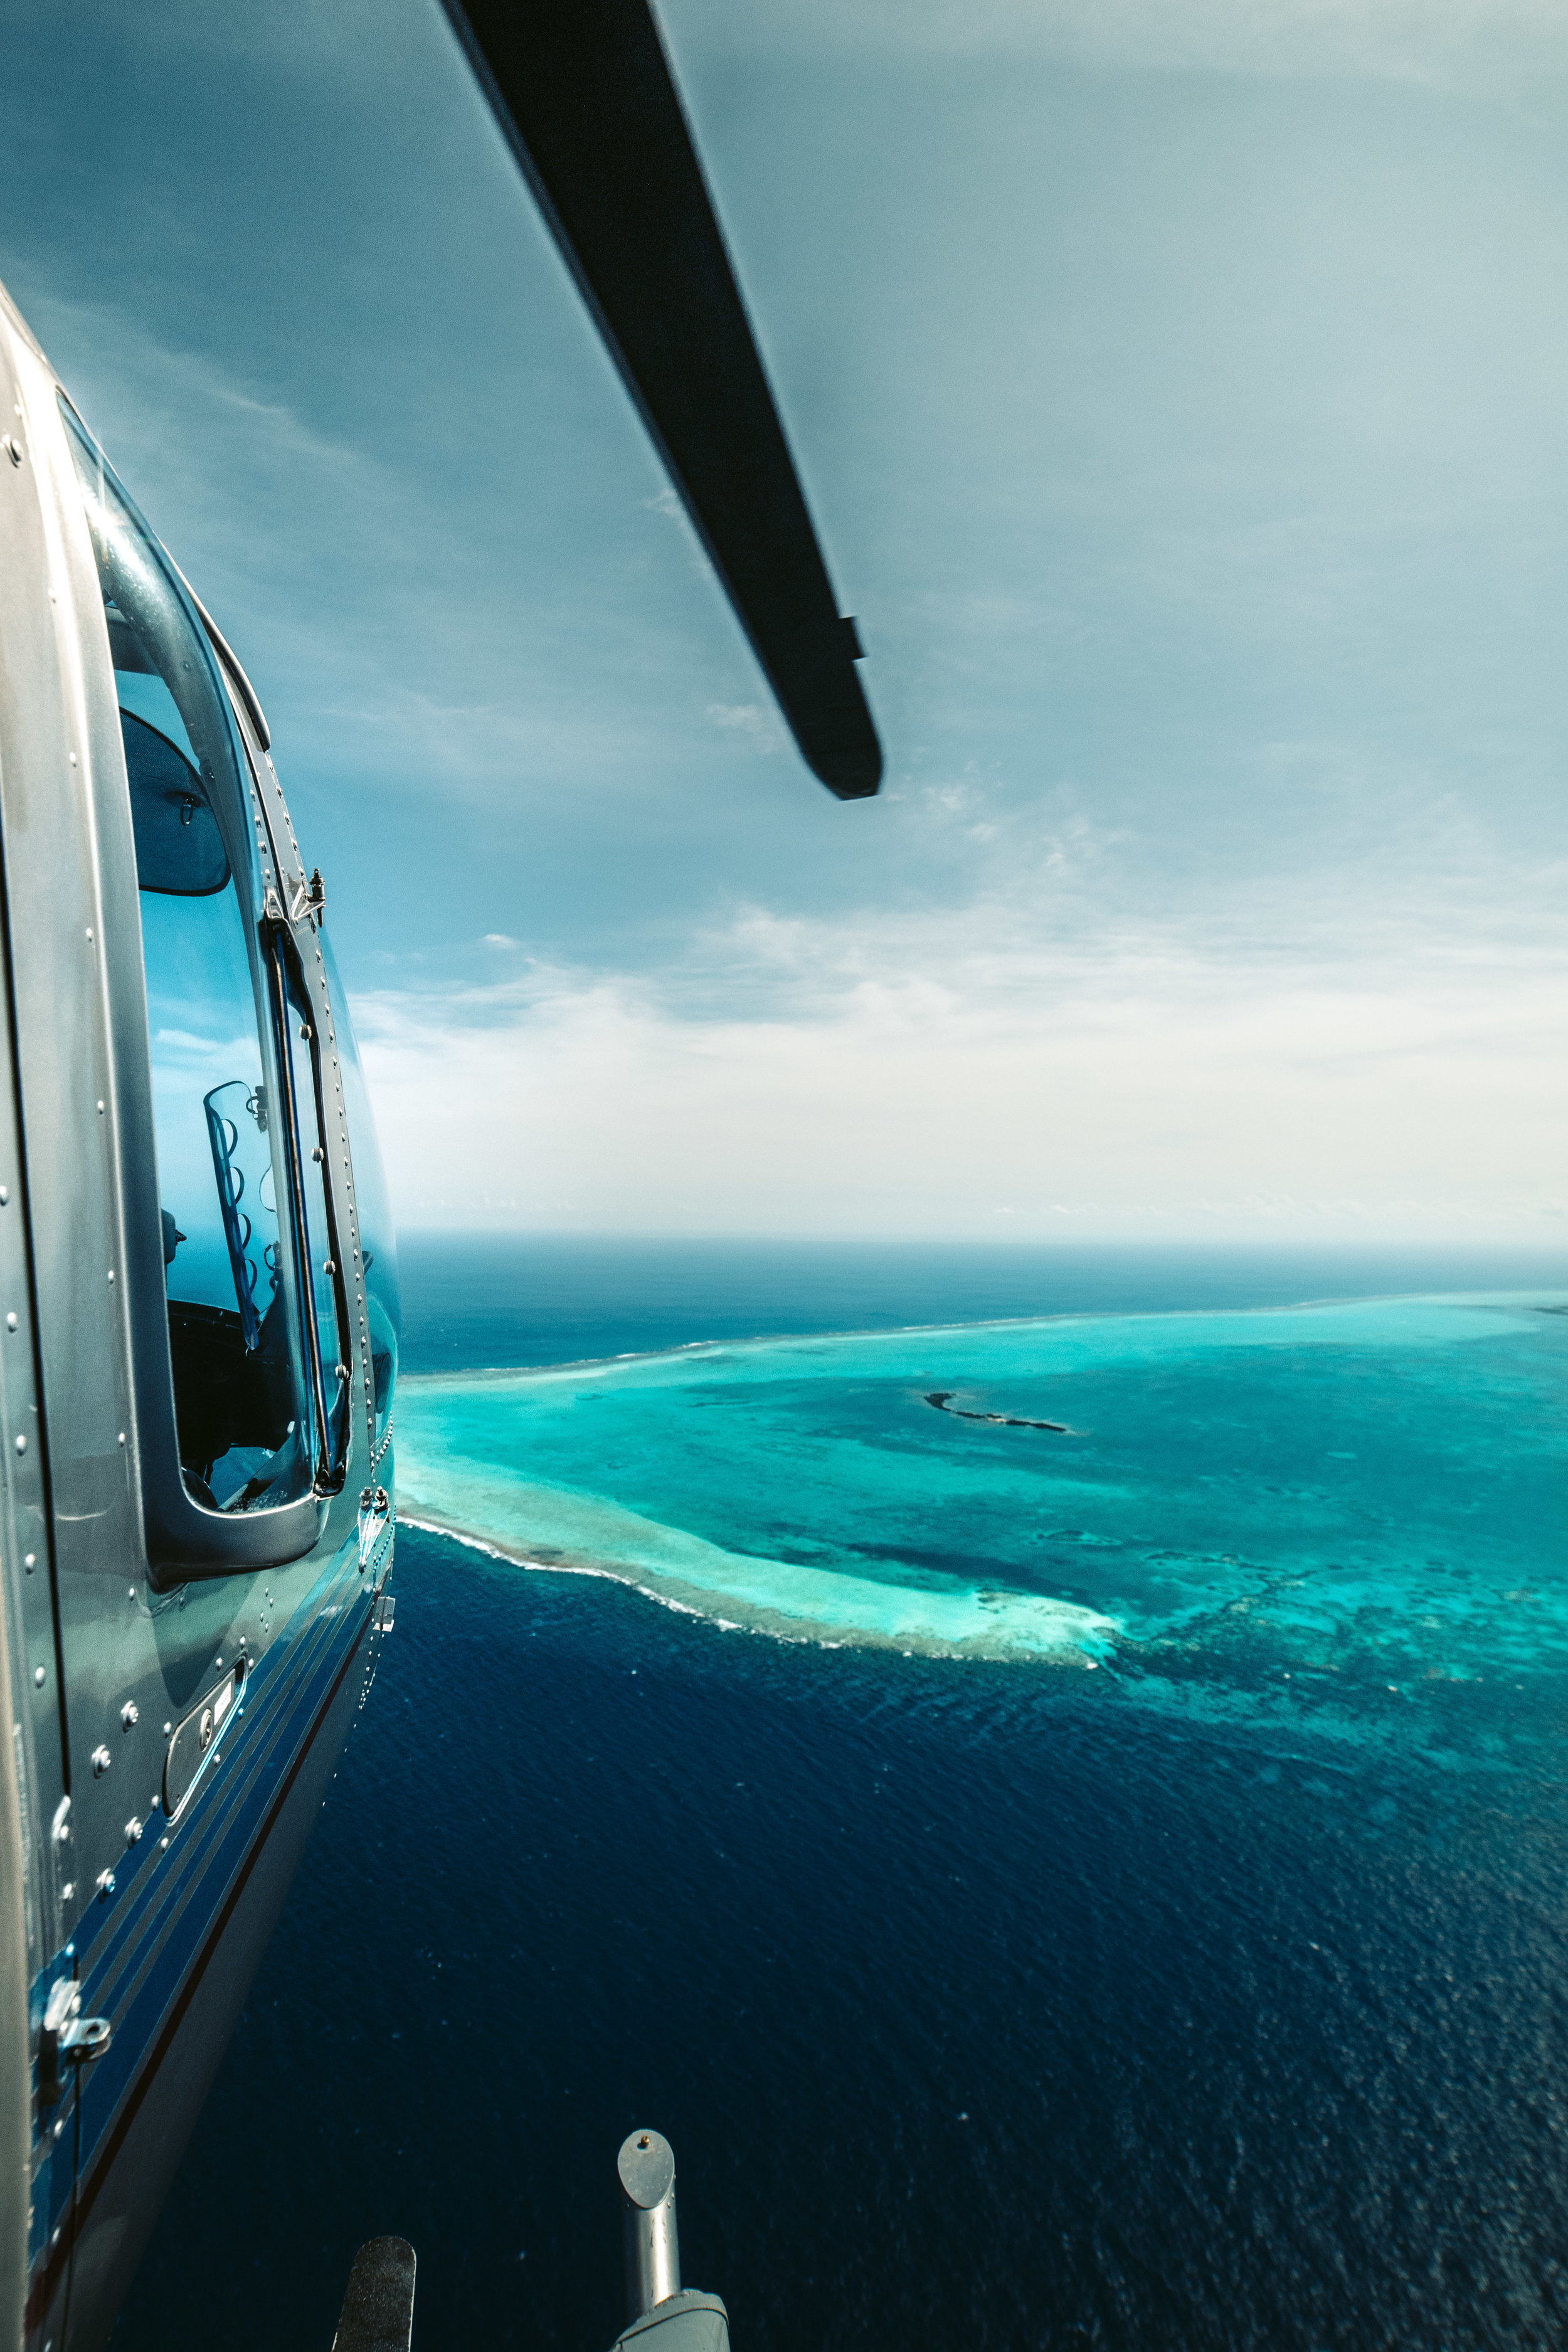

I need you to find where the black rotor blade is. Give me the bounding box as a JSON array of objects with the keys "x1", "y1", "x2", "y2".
[{"x1": 440, "y1": 0, "x2": 882, "y2": 800}]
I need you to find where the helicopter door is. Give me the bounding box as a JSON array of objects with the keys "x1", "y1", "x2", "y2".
[{"x1": 60, "y1": 404, "x2": 347, "y2": 1579}]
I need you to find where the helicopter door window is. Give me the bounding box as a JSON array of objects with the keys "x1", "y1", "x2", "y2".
[
  {"x1": 139, "y1": 863, "x2": 305, "y2": 1510},
  {"x1": 61, "y1": 403, "x2": 321, "y2": 1520}
]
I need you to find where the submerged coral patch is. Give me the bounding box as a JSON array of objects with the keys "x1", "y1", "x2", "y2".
[{"x1": 395, "y1": 1293, "x2": 1568, "y2": 1697}]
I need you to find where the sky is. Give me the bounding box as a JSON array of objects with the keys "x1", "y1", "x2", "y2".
[{"x1": 1, "y1": 0, "x2": 1564, "y2": 1240}]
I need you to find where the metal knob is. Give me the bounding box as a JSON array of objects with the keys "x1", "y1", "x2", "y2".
[{"x1": 617, "y1": 2128, "x2": 680, "y2": 2321}]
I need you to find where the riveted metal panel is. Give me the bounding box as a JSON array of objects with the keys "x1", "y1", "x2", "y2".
[
  {"x1": 0, "y1": 283, "x2": 397, "y2": 2351},
  {"x1": 0, "y1": 1589, "x2": 28, "y2": 2352},
  {"x1": 0, "y1": 283, "x2": 77, "y2": 2352}
]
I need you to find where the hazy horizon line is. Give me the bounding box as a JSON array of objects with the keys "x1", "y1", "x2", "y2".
[{"x1": 390, "y1": 1224, "x2": 1568, "y2": 1254}]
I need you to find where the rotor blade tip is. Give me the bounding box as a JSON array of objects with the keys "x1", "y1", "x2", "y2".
[{"x1": 812, "y1": 741, "x2": 882, "y2": 800}]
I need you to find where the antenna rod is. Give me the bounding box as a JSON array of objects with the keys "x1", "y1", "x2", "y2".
[{"x1": 618, "y1": 2127, "x2": 681, "y2": 2321}]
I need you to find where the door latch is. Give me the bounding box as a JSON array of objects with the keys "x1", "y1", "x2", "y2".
[{"x1": 38, "y1": 1979, "x2": 110, "y2": 2107}]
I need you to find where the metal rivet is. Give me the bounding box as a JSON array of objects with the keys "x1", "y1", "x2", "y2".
[
  {"x1": 6, "y1": 1313, "x2": 16, "y2": 1330},
  {"x1": 33, "y1": 1666, "x2": 45, "y2": 1688},
  {"x1": 117, "y1": 1431, "x2": 125, "y2": 1445},
  {"x1": 107, "y1": 1270, "x2": 114, "y2": 1285},
  {"x1": 92, "y1": 1745, "x2": 112, "y2": 1777},
  {"x1": 85, "y1": 928, "x2": 93, "y2": 943},
  {"x1": 14, "y1": 1435, "x2": 24, "y2": 1454},
  {"x1": 159, "y1": 1836, "x2": 169, "y2": 1851},
  {"x1": 0, "y1": 1188, "x2": 8, "y2": 1206},
  {"x1": 96, "y1": 1101, "x2": 104, "y2": 1115},
  {"x1": 124, "y1": 1818, "x2": 142, "y2": 1846},
  {"x1": 23, "y1": 1553, "x2": 34, "y2": 1571},
  {"x1": 121, "y1": 1701, "x2": 138, "y2": 1729},
  {"x1": 68, "y1": 755, "x2": 77, "y2": 768},
  {"x1": 3, "y1": 435, "x2": 22, "y2": 467}
]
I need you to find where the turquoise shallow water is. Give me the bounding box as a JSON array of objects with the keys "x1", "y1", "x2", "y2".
[
  {"x1": 117, "y1": 1250, "x2": 1568, "y2": 2351},
  {"x1": 398, "y1": 1291, "x2": 1568, "y2": 1715}
]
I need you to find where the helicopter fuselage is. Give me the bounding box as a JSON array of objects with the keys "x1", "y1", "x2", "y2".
[{"x1": 0, "y1": 279, "x2": 400, "y2": 2352}]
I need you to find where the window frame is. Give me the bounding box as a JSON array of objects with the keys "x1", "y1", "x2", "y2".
[
  {"x1": 56, "y1": 401, "x2": 348, "y2": 1585},
  {"x1": 263, "y1": 918, "x2": 352, "y2": 1500}
]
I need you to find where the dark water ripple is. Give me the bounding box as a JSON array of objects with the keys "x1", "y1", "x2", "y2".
[{"x1": 115, "y1": 1529, "x2": 1568, "y2": 2351}]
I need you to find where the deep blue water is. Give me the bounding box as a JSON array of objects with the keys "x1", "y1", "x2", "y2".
[
  {"x1": 394, "y1": 1233, "x2": 1568, "y2": 1370},
  {"x1": 112, "y1": 1237, "x2": 1568, "y2": 2352}
]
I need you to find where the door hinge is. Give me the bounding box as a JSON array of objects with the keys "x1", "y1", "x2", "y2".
[
  {"x1": 358, "y1": 1484, "x2": 391, "y2": 1573},
  {"x1": 38, "y1": 1979, "x2": 110, "y2": 2108}
]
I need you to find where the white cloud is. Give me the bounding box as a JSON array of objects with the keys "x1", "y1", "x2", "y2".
[
  {"x1": 705, "y1": 702, "x2": 785, "y2": 752},
  {"x1": 354, "y1": 872, "x2": 1567, "y2": 1238}
]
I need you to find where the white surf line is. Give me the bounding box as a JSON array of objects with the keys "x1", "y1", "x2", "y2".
[
  {"x1": 397, "y1": 1500, "x2": 1121, "y2": 1663},
  {"x1": 397, "y1": 1513, "x2": 869, "y2": 1646}
]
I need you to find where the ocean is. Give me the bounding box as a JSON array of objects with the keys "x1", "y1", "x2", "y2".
[{"x1": 112, "y1": 1237, "x2": 1568, "y2": 2352}]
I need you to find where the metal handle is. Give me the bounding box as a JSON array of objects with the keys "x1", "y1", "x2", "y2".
[
  {"x1": 618, "y1": 2129, "x2": 680, "y2": 2321},
  {"x1": 331, "y1": 2236, "x2": 415, "y2": 2352}
]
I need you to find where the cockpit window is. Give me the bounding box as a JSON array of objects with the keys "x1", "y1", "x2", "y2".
[{"x1": 60, "y1": 401, "x2": 321, "y2": 1515}]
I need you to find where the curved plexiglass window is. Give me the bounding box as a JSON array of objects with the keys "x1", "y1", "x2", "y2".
[{"x1": 61, "y1": 403, "x2": 319, "y2": 1514}]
